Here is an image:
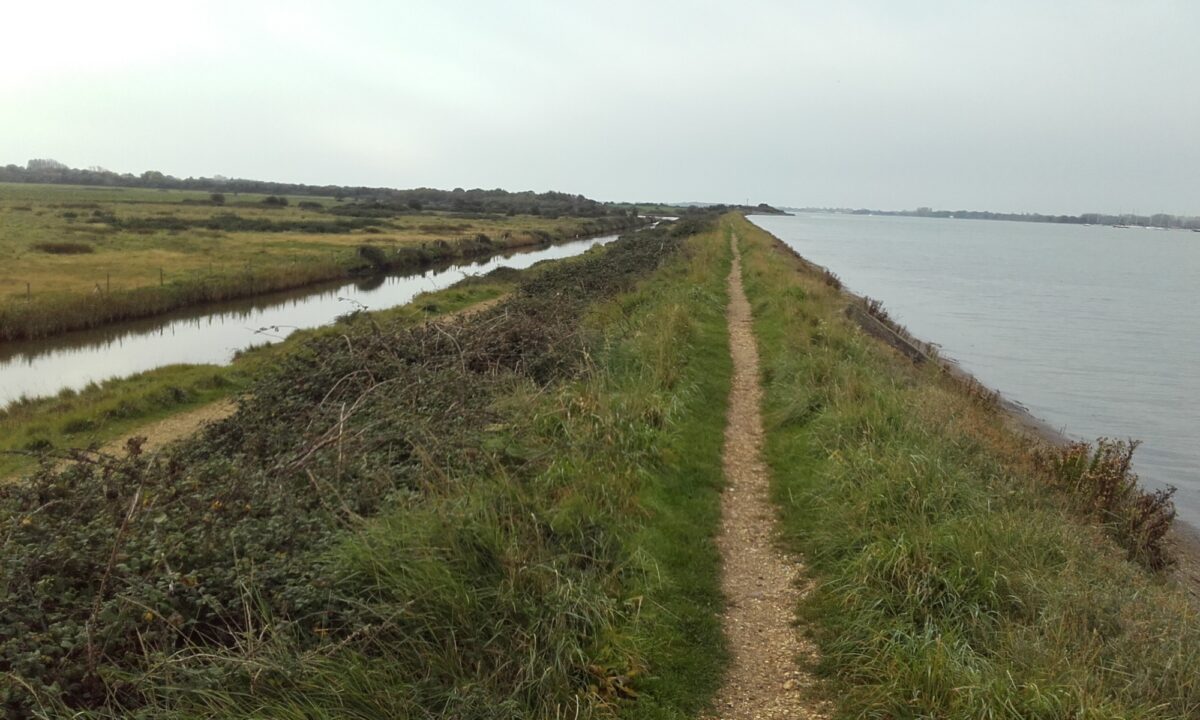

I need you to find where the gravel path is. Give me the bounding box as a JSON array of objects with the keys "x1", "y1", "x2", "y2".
[{"x1": 707, "y1": 233, "x2": 828, "y2": 719}]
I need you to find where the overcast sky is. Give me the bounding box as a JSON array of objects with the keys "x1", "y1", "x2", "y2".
[{"x1": 3, "y1": 0, "x2": 1198, "y2": 214}]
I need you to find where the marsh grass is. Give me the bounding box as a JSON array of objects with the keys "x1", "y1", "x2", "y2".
[
  {"x1": 730, "y1": 213, "x2": 1200, "y2": 719},
  {"x1": 0, "y1": 183, "x2": 641, "y2": 341}
]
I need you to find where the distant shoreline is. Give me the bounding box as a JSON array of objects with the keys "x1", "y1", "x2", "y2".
[{"x1": 786, "y1": 207, "x2": 1200, "y2": 231}]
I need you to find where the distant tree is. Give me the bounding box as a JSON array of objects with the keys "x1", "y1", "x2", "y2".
[
  {"x1": 210, "y1": 192, "x2": 226, "y2": 205},
  {"x1": 262, "y1": 195, "x2": 289, "y2": 207},
  {"x1": 407, "y1": 199, "x2": 423, "y2": 211},
  {"x1": 27, "y1": 158, "x2": 67, "y2": 171}
]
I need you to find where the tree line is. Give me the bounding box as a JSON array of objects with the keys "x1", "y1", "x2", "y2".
[{"x1": 2, "y1": 159, "x2": 630, "y2": 218}]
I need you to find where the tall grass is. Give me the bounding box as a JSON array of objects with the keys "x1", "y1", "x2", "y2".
[{"x1": 730, "y1": 213, "x2": 1200, "y2": 719}]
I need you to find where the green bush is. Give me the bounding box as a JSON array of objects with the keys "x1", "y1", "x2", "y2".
[{"x1": 32, "y1": 242, "x2": 94, "y2": 254}]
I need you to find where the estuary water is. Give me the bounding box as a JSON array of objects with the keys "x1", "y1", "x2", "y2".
[
  {"x1": 0, "y1": 233, "x2": 619, "y2": 409},
  {"x1": 750, "y1": 214, "x2": 1200, "y2": 524}
]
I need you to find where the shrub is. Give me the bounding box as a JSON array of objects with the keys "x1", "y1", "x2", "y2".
[
  {"x1": 32, "y1": 242, "x2": 94, "y2": 254},
  {"x1": 356, "y1": 244, "x2": 389, "y2": 272},
  {"x1": 59, "y1": 417, "x2": 97, "y2": 434},
  {"x1": 1036, "y1": 439, "x2": 1176, "y2": 569}
]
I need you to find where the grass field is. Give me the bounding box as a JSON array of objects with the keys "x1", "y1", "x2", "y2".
[{"x1": 0, "y1": 182, "x2": 639, "y2": 340}]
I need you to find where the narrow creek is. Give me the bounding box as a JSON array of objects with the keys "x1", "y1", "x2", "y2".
[{"x1": 0, "y1": 233, "x2": 620, "y2": 407}]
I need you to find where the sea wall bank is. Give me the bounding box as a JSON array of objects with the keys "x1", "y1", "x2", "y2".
[
  {"x1": 748, "y1": 216, "x2": 1200, "y2": 590},
  {"x1": 734, "y1": 212, "x2": 1200, "y2": 717},
  {"x1": 6, "y1": 214, "x2": 1200, "y2": 718}
]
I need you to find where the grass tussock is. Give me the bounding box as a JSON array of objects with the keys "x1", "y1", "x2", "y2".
[
  {"x1": 0, "y1": 219, "x2": 731, "y2": 718},
  {"x1": 729, "y1": 213, "x2": 1200, "y2": 719}
]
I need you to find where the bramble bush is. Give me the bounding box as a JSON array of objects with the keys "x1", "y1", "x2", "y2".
[{"x1": 0, "y1": 221, "x2": 694, "y2": 717}]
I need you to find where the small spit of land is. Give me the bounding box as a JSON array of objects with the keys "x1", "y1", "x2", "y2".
[{"x1": 3, "y1": 212, "x2": 1200, "y2": 718}]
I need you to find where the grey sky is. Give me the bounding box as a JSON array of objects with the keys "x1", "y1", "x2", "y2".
[{"x1": 3, "y1": 0, "x2": 1198, "y2": 214}]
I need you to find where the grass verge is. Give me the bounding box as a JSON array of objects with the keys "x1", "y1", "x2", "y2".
[{"x1": 731, "y1": 213, "x2": 1200, "y2": 718}]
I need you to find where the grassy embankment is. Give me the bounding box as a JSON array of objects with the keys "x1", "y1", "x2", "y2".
[
  {"x1": 0, "y1": 182, "x2": 640, "y2": 341},
  {"x1": 12, "y1": 209, "x2": 1196, "y2": 718},
  {"x1": 1, "y1": 220, "x2": 732, "y2": 718},
  {"x1": 730, "y1": 213, "x2": 1200, "y2": 718},
  {"x1": 0, "y1": 274, "x2": 518, "y2": 480}
]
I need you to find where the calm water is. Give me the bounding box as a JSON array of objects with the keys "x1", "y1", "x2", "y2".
[
  {"x1": 0, "y1": 234, "x2": 619, "y2": 408},
  {"x1": 751, "y1": 214, "x2": 1200, "y2": 524}
]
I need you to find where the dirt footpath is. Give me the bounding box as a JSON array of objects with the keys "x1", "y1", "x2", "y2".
[
  {"x1": 707, "y1": 234, "x2": 828, "y2": 719},
  {"x1": 113, "y1": 399, "x2": 238, "y2": 455}
]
